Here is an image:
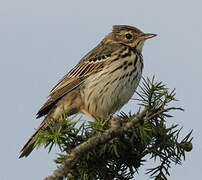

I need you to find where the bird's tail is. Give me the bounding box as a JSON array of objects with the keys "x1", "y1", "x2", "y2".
[{"x1": 19, "y1": 121, "x2": 46, "y2": 158}]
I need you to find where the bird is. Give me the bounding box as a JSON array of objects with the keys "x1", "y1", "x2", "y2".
[{"x1": 19, "y1": 25, "x2": 156, "y2": 158}]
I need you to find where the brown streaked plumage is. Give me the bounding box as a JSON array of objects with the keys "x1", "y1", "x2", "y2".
[{"x1": 19, "y1": 25, "x2": 156, "y2": 158}]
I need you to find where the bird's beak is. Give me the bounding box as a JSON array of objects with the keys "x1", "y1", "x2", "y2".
[{"x1": 138, "y1": 33, "x2": 157, "y2": 41}]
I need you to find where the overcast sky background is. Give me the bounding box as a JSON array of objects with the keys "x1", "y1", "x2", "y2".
[{"x1": 1, "y1": 0, "x2": 201, "y2": 179}]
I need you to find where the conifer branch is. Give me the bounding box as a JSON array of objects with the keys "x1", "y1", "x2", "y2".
[
  {"x1": 30, "y1": 77, "x2": 193, "y2": 180},
  {"x1": 44, "y1": 109, "x2": 147, "y2": 180}
]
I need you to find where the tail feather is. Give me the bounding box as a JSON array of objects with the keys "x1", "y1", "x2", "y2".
[
  {"x1": 19, "y1": 123, "x2": 45, "y2": 158},
  {"x1": 19, "y1": 91, "x2": 82, "y2": 158}
]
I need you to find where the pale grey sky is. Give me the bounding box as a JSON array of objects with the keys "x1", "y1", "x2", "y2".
[{"x1": 1, "y1": 0, "x2": 201, "y2": 179}]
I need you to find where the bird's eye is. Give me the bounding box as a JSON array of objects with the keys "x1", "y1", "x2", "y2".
[{"x1": 125, "y1": 33, "x2": 133, "y2": 40}]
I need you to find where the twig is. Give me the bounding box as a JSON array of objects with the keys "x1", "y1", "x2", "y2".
[
  {"x1": 147, "y1": 107, "x2": 184, "y2": 120},
  {"x1": 44, "y1": 108, "x2": 148, "y2": 180}
]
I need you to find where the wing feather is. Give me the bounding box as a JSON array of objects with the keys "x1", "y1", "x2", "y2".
[{"x1": 36, "y1": 40, "x2": 122, "y2": 118}]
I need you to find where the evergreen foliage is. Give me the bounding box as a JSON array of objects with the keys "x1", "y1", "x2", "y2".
[{"x1": 33, "y1": 77, "x2": 192, "y2": 180}]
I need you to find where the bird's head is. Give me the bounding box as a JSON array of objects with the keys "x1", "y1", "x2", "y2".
[{"x1": 110, "y1": 25, "x2": 157, "y2": 52}]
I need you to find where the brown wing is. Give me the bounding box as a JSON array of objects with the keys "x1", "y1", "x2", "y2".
[
  {"x1": 49, "y1": 37, "x2": 121, "y2": 95},
  {"x1": 36, "y1": 38, "x2": 122, "y2": 118}
]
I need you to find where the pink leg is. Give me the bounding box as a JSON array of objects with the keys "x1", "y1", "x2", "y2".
[{"x1": 80, "y1": 108, "x2": 96, "y2": 122}]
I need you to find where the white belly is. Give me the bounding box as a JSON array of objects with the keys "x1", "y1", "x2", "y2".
[{"x1": 80, "y1": 53, "x2": 143, "y2": 117}]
